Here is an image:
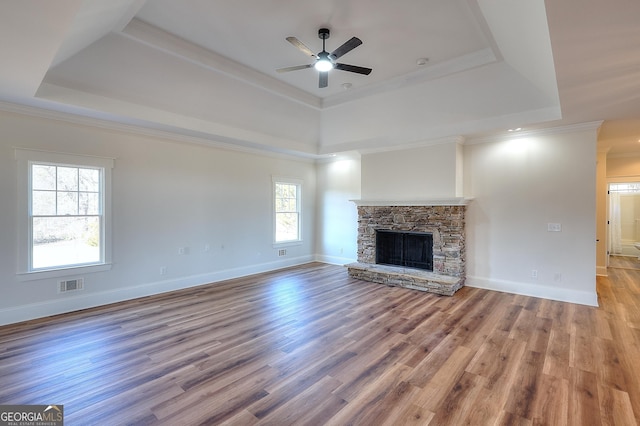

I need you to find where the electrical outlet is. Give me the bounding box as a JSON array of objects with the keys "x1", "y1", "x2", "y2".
[
  {"x1": 160, "y1": 266, "x2": 167, "y2": 275},
  {"x1": 204, "y1": 244, "x2": 210, "y2": 252},
  {"x1": 531, "y1": 269, "x2": 538, "y2": 279}
]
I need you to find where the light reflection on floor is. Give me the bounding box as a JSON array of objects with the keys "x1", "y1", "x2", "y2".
[{"x1": 264, "y1": 278, "x2": 312, "y2": 341}]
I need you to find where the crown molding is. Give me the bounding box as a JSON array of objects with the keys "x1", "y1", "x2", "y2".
[
  {"x1": 357, "y1": 135, "x2": 465, "y2": 155},
  {"x1": 322, "y1": 48, "x2": 497, "y2": 109},
  {"x1": 465, "y1": 120, "x2": 604, "y2": 145},
  {"x1": 0, "y1": 99, "x2": 322, "y2": 162},
  {"x1": 351, "y1": 198, "x2": 473, "y2": 207},
  {"x1": 607, "y1": 151, "x2": 640, "y2": 159}
]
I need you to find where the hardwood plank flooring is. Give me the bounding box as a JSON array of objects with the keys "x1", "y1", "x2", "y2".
[
  {"x1": 1, "y1": 263, "x2": 639, "y2": 425},
  {"x1": 609, "y1": 255, "x2": 640, "y2": 270}
]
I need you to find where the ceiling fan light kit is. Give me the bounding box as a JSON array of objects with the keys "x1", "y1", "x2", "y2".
[
  {"x1": 277, "y1": 27, "x2": 372, "y2": 88},
  {"x1": 314, "y1": 52, "x2": 334, "y2": 71}
]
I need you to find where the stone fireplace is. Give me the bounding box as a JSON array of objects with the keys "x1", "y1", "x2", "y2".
[{"x1": 346, "y1": 199, "x2": 470, "y2": 296}]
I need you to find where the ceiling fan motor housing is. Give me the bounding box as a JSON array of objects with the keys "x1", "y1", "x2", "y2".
[{"x1": 318, "y1": 28, "x2": 330, "y2": 40}]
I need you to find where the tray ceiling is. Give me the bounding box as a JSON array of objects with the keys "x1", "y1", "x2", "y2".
[{"x1": 0, "y1": 0, "x2": 638, "y2": 156}]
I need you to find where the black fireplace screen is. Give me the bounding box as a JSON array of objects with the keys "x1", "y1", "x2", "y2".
[{"x1": 375, "y1": 230, "x2": 433, "y2": 271}]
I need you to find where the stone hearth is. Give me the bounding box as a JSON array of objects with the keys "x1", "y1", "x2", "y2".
[{"x1": 347, "y1": 200, "x2": 469, "y2": 296}]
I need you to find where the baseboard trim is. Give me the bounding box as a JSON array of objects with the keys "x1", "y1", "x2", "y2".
[
  {"x1": 2, "y1": 261, "x2": 600, "y2": 326},
  {"x1": 466, "y1": 275, "x2": 599, "y2": 307},
  {"x1": 0, "y1": 255, "x2": 315, "y2": 326},
  {"x1": 596, "y1": 266, "x2": 608, "y2": 277}
]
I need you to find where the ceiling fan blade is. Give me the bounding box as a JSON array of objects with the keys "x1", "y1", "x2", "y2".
[
  {"x1": 277, "y1": 64, "x2": 313, "y2": 73},
  {"x1": 286, "y1": 37, "x2": 317, "y2": 58},
  {"x1": 330, "y1": 37, "x2": 362, "y2": 60},
  {"x1": 335, "y1": 63, "x2": 372, "y2": 75},
  {"x1": 319, "y1": 71, "x2": 328, "y2": 88}
]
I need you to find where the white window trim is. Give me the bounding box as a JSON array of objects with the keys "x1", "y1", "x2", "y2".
[
  {"x1": 272, "y1": 176, "x2": 303, "y2": 247},
  {"x1": 15, "y1": 148, "x2": 114, "y2": 281}
]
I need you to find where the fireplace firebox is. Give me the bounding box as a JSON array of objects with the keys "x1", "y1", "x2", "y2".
[{"x1": 376, "y1": 230, "x2": 433, "y2": 271}]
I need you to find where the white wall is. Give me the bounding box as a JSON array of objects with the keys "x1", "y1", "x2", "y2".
[
  {"x1": 0, "y1": 109, "x2": 317, "y2": 325},
  {"x1": 315, "y1": 157, "x2": 361, "y2": 265},
  {"x1": 354, "y1": 128, "x2": 598, "y2": 305},
  {"x1": 607, "y1": 155, "x2": 640, "y2": 178},
  {"x1": 361, "y1": 143, "x2": 461, "y2": 200},
  {"x1": 464, "y1": 129, "x2": 598, "y2": 305},
  {"x1": 0, "y1": 106, "x2": 601, "y2": 325}
]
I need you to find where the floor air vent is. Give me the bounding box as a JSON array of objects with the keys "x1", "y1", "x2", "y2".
[{"x1": 59, "y1": 278, "x2": 84, "y2": 293}]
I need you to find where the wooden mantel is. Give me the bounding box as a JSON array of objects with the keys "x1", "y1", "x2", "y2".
[{"x1": 350, "y1": 198, "x2": 473, "y2": 207}]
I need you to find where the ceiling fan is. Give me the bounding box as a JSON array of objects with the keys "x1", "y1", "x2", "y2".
[{"x1": 277, "y1": 28, "x2": 372, "y2": 88}]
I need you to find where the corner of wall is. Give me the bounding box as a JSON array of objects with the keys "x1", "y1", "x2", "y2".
[{"x1": 455, "y1": 142, "x2": 464, "y2": 197}]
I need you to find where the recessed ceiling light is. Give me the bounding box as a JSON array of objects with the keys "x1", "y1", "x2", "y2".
[
  {"x1": 341, "y1": 83, "x2": 353, "y2": 90},
  {"x1": 416, "y1": 58, "x2": 429, "y2": 66},
  {"x1": 508, "y1": 127, "x2": 522, "y2": 132}
]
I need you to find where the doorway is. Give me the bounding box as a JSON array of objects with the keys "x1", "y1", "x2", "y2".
[{"x1": 608, "y1": 182, "x2": 640, "y2": 270}]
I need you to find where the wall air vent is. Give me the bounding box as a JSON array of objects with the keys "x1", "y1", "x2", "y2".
[
  {"x1": 278, "y1": 249, "x2": 287, "y2": 257},
  {"x1": 59, "y1": 278, "x2": 84, "y2": 293}
]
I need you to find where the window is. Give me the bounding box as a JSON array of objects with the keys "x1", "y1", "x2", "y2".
[
  {"x1": 31, "y1": 164, "x2": 102, "y2": 269},
  {"x1": 273, "y1": 178, "x2": 302, "y2": 244},
  {"x1": 16, "y1": 149, "x2": 113, "y2": 278}
]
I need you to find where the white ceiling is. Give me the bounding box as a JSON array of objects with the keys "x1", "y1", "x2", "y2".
[
  {"x1": 134, "y1": 0, "x2": 492, "y2": 97},
  {"x1": 0, "y1": 0, "x2": 639, "y2": 157}
]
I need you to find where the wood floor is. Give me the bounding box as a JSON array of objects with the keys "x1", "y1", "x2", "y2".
[
  {"x1": 1, "y1": 263, "x2": 639, "y2": 425},
  {"x1": 609, "y1": 255, "x2": 640, "y2": 270}
]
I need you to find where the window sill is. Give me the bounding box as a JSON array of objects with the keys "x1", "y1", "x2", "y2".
[{"x1": 16, "y1": 263, "x2": 112, "y2": 282}]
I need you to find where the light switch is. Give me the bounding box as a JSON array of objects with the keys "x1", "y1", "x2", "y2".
[{"x1": 547, "y1": 223, "x2": 562, "y2": 232}]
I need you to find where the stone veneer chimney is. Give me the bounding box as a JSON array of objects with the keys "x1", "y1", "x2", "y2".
[{"x1": 346, "y1": 199, "x2": 470, "y2": 296}]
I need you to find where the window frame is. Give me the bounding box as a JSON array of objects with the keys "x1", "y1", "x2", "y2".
[
  {"x1": 15, "y1": 148, "x2": 114, "y2": 280},
  {"x1": 272, "y1": 177, "x2": 303, "y2": 247}
]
